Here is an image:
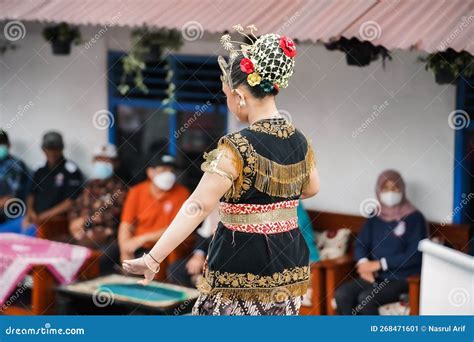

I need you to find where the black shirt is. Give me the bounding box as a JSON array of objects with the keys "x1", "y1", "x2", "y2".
[{"x1": 31, "y1": 158, "x2": 84, "y2": 214}]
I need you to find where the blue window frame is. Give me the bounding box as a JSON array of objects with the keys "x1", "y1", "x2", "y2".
[
  {"x1": 453, "y1": 77, "x2": 474, "y2": 223},
  {"x1": 107, "y1": 51, "x2": 228, "y2": 186}
]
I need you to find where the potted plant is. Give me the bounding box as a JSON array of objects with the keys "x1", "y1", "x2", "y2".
[
  {"x1": 0, "y1": 40, "x2": 16, "y2": 55},
  {"x1": 118, "y1": 27, "x2": 183, "y2": 95},
  {"x1": 325, "y1": 37, "x2": 391, "y2": 67},
  {"x1": 132, "y1": 28, "x2": 183, "y2": 61},
  {"x1": 42, "y1": 23, "x2": 81, "y2": 55},
  {"x1": 421, "y1": 49, "x2": 474, "y2": 85}
]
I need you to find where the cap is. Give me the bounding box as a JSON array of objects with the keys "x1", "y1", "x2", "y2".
[
  {"x1": 147, "y1": 153, "x2": 177, "y2": 168},
  {"x1": 0, "y1": 129, "x2": 9, "y2": 146},
  {"x1": 42, "y1": 131, "x2": 64, "y2": 149},
  {"x1": 93, "y1": 144, "x2": 118, "y2": 159}
]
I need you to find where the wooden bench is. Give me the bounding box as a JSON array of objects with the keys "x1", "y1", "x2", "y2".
[{"x1": 299, "y1": 210, "x2": 471, "y2": 315}]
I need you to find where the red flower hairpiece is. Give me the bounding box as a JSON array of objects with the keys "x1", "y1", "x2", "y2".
[
  {"x1": 279, "y1": 36, "x2": 297, "y2": 58},
  {"x1": 240, "y1": 58, "x2": 255, "y2": 74}
]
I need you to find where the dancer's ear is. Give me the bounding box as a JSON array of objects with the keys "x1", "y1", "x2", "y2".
[{"x1": 232, "y1": 89, "x2": 246, "y2": 107}]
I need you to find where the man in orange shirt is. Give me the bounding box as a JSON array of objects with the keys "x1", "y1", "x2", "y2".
[{"x1": 118, "y1": 153, "x2": 190, "y2": 263}]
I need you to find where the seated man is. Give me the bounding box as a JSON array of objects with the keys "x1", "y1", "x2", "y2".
[
  {"x1": 24, "y1": 131, "x2": 84, "y2": 236},
  {"x1": 0, "y1": 130, "x2": 31, "y2": 232},
  {"x1": 117, "y1": 153, "x2": 190, "y2": 265},
  {"x1": 334, "y1": 170, "x2": 427, "y2": 315},
  {"x1": 69, "y1": 144, "x2": 127, "y2": 258}
]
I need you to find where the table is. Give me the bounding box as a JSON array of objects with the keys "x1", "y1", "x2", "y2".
[
  {"x1": 0, "y1": 233, "x2": 94, "y2": 314},
  {"x1": 55, "y1": 274, "x2": 199, "y2": 315}
]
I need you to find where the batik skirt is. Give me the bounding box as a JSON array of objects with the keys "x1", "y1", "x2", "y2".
[{"x1": 192, "y1": 292, "x2": 303, "y2": 316}]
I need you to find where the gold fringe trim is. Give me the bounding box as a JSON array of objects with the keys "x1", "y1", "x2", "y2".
[
  {"x1": 254, "y1": 143, "x2": 315, "y2": 198},
  {"x1": 197, "y1": 279, "x2": 309, "y2": 303},
  {"x1": 215, "y1": 132, "x2": 316, "y2": 200}
]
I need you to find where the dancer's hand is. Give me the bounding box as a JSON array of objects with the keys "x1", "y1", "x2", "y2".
[{"x1": 122, "y1": 255, "x2": 158, "y2": 285}]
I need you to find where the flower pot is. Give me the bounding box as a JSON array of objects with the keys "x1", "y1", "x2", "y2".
[
  {"x1": 51, "y1": 40, "x2": 72, "y2": 55},
  {"x1": 434, "y1": 70, "x2": 456, "y2": 85},
  {"x1": 346, "y1": 50, "x2": 372, "y2": 66}
]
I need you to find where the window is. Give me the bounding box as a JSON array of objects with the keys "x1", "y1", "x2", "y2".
[{"x1": 107, "y1": 52, "x2": 227, "y2": 187}]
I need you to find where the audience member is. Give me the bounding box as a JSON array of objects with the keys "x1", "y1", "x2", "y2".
[{"x1": 334, "y1": 170, "x2": 427, "y2": 315}]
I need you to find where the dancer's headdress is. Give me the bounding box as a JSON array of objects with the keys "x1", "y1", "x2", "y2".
[{"x1": 218, "y1": 24, "x2": 297, "y2": 93}]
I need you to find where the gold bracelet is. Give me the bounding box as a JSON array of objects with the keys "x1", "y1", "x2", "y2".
[{"x1": 142, "y1": 253, "x2": 160, "y2": 274}]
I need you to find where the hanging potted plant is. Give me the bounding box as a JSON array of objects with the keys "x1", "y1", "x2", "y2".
[
  {"x1": 421, "y1": 49, "x2": 474, "y2": 85},
  {"x1": 325, "y1": 37, "x2": 391, "y2": 68},
  {"x1": 42, "y1": 23, "x2": 81, "y2": 55},
  {"x1": 0, "y1": 40, "x2": 16, "y2": 55},
  {"x1": 118, "y1": 27, "x2": 183, "y2": 95}
]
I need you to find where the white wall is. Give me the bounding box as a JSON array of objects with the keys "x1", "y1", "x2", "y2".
[
  {"x1": 282, "y1": 44, "x2": 455, "y2": 223},
  {"x1": 0, "y1": 23, "x2": 109, "y2": 173},
  {"x1": 0, "y1": 22, "x2": 455, "y2": 222}
]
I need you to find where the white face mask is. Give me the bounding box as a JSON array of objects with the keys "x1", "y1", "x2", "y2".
[
  {"x1": 91, "y1": 161, "x2": 113, "y2": 180},
  {"x1": 380, "y1": 191, "x2": 403, "y2": 207},
  {"x1": 152, "y1": 171, "x2": 176, "y2": 191}
]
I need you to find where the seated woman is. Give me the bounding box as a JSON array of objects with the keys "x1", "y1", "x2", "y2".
[{"x1": 334, "y1": 170, "x2": 427, "y2": 315}]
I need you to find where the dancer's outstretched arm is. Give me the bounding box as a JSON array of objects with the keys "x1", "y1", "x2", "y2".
[{"x1": 122, "y1": 148, "x2": 237, "y2": 285}]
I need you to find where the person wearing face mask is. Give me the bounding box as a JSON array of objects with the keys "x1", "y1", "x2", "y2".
[
  {"x1": 0, "y1": 129, "x2": 31, "y2": 230},
  {"x1": 117, "y1": 152, "x2": 190, "y2": 274},
  {"x1": 334, "y1": 170, "x2": 428, "y2": 315},
  {"x1": 68, "y1": 144, "x2": 127, "y2": 260},
  {"x1": 2, "y1": 131, "x2": 85, "y2": 237}
]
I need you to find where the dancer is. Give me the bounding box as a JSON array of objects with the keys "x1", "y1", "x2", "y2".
[{"x1": 123, "y1": 25, "x2": 320, "y2": 315}]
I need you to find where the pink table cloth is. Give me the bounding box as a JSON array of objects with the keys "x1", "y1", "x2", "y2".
[{"x1": 0, "y1": 233, "x2": 91, "y2": 306}]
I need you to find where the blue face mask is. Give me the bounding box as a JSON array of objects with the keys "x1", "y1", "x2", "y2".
[
  {"x1": 0, "y1": 145, "x2": 9, "y2": 160},
  {"x1": 92, "y1": 161, "x2": 113, "y2": 180}
]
